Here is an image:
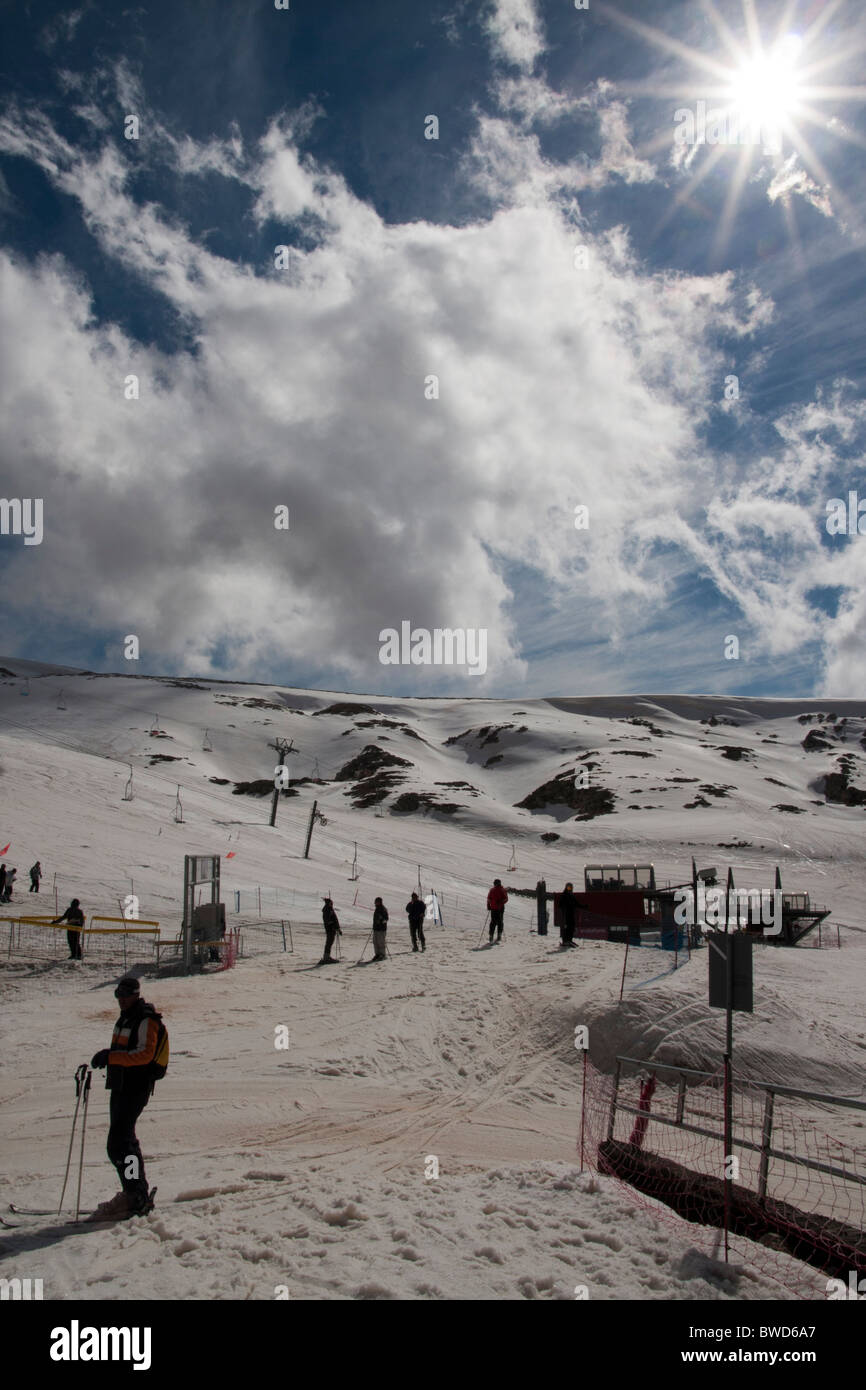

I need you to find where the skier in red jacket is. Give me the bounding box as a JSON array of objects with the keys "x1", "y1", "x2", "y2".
[{"x1": 487, "y1": 879, "x2": 508, "y2": 943}]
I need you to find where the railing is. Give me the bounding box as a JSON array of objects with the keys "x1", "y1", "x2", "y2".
[
  {"x1": 609, "y1": 1056, "x2": 866, "y2": 1195},
  {"x1": 586, "y1": 1052, "x2": 866, "y2": 1290},
  {"x1": 2, "y1": 915, "x2": 160, "y2": 967}
]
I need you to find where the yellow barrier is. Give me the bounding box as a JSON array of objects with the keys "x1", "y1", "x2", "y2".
[
  {"x1": 87, "y1": 917, "x2": 160, "y2": 933},
  {"x1": 3, "y1": 916, "x2": 159, "y2": 933},
  {"x1": 3, "y1": 916, "x2": 60, "y2": 925},
  {"x1": 3, "y1": 915, "x2": 160, "y2": 963}
]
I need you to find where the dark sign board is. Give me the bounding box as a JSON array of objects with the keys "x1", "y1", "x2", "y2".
[{"x1": 707, "y1": 931, "x2": 753, "y2": 1013}]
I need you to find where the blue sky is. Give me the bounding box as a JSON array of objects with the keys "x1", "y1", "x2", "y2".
[{"x1": 1, "y1": 0, "x2": 865, "y2": 696}]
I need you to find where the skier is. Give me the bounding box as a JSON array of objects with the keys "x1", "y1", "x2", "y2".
[
  {"x1": 372, "y1": 897, "x2": 389, "y2": 961},
  {"x1": 487, "y1": 878, "x2": 508, "y2": 943},
  {"x1": 53, "y1": 898, "x2": 85, "y2": 959},
  {"x1": 320, "y1": 897, "x2": 341, "y2": 964},
  {"x1": 560, "y1": 881, "x2": 578, "y2": 948},
  {"x1": 29, "y1": 861, "x2": 41, "y2": 893},
  {"x1": 405, "y1": 892, "x2": 427, "y2": 952},
  {"x1": 2, "y1": 866, "x2": 17, "y2": 901},
  {"x1": 89, "y1": 976, "x2": 167, "y2": 1220}
]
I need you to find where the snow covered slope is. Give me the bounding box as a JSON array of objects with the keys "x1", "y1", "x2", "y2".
[{"x1": 0, "y1": 660, "x2": 864, "y2": 1300}]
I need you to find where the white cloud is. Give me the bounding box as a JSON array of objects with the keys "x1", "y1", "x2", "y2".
[
  {"x1": 767, "y1": 155, "x2": 833, "y2": 219},
  {"x1": 0, "y1": 46, "x2": 859, "y2": 695},
  {"x1": 484, "y1": 0, "x2": 544, "y2": 74}
]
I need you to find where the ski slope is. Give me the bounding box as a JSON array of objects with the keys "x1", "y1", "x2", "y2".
[{"x1": 1, "y1": 659, "x2": 864, "y2": 1300}]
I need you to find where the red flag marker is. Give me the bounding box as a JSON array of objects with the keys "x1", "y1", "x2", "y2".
[
  {"x1": 226, "y1": 851, "x2": 236, "y2": 858},
  {"x1": 0, "y1": 843, "x2": 10, "y2": 856}
]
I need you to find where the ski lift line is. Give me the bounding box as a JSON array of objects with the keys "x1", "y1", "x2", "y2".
[
  {"x1": 0, "y1": 709, "x2": 315, "y2": 834},
  {"x1": 0, "y1": 707, "x2": 318, "y2": 825},
  {"x1": 15, "y1": 679, "x2": 314, "y2": 766},
  {"x1": 0, "y1": 706, "x2": 780, "y2": 903},
  {"x1": 17, "y1": 686, "x2": 550, "y2": 871},
  {"x1": 320, "y1": 801, "x2": 555, "y2": 881}
]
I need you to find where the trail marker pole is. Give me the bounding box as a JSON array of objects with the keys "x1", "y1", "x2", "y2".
[
  {"x1": 536, "y1": 880, "x2": 547, "y2": 936},
  {"x1": 618, "y1": 939, "x2": 630, "y2": 1002},
  {"x1": 303, "y1": 801, "x2": 318, "y2": 859}
]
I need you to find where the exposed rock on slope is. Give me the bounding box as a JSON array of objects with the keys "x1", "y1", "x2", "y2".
[
  {"x1": 516, "y1": 772, "x2": 616, "y2": 820},
  {"x1": 335, "y1": 745, "x2": 413, "y2": 782},
  {"x1": 822, "y1": 755, "x2": 866, "y2": 807}
]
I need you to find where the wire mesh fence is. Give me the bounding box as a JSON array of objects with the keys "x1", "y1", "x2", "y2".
[
  {"x1": 1, "y1": 916, "x2": 160, "y2": 968},
  {"x1": 235, "y1": 920, "x2": 294, "y2": 956},
  {"x1": 580, "y1": 1053, "x2": 866, "y2": 1298}
]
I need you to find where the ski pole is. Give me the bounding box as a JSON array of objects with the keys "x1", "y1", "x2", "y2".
[
  {"x1": 477, "y1": 911, "x2": 490, "y2": 948},
  {"x1": 73, "y1": 1067, "x2": 92, "y2": 1223},
  {"x1": 357, "y1": 928, "x2": 373, "y2": 963},
  {"x1": 58, "y1": 1063, "x2": 89, "y2": 1215}
]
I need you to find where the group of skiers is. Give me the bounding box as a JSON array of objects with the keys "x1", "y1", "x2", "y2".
[
  {"x1": 318, "y1": 880, "x2": 512, "y2": 963},
  {"x1": 0, "y1": 860, "x2": 41, "y2": 902},
  {"x1": 319, "y1": 878, "x2": 582, "y2": 961},
  {"x1": 42, "y1": 874, "x2": 575, "y2": 1227}
]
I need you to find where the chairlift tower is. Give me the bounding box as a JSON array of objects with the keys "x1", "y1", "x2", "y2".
[{"x1": 268, "y1": 738, "x2": 297, "y2": 828}]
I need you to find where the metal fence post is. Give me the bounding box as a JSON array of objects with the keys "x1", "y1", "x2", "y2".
[
  {"x1": 675, "y1": 1074, "x2": 687, "y2": 1126},
  {"x1": 579, "y1": 1049, "x2": 588, "y2": 1172},
  {"x1": 758, "y1": 1089, "x2": 775, "y2": 1201},
  {"x1": 607, "y1": 1058, "x2": 622, "y2": 1141}
]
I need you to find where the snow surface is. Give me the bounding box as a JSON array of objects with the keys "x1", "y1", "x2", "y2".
[{"x1": 0, "y1": 660, "x2": 864, "y2": 1300}]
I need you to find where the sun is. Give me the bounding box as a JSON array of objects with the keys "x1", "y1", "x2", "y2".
[
  {"x1": 604, "y1": 0, "x2": 866, "y2": 263},
  {"x1": 725, "y1": 34, "x2": 805, "y2": 138}
]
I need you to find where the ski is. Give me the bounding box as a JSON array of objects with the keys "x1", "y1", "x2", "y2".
[{"x1": 8, "y1": 1187, "x2": 157, "y2": 1224}]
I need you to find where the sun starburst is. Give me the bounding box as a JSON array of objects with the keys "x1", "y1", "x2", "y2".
[{"x1": 605, "y1": 0, "x2": 866, "y2": 262}]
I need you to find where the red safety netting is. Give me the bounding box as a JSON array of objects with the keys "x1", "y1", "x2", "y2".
[{"x1": 579, "y1": 1055, "x2": 866, "y2": 1299}]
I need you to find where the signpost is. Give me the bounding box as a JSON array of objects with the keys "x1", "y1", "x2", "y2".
[{"x1": 707, "y1": 928, "x2": 754, "y2": 1261}]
